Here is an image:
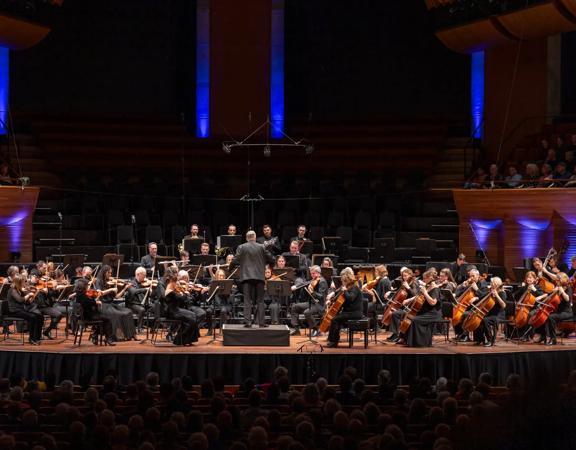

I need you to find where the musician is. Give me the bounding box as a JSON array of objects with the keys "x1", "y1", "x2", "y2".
[
  {"x1": 364, "y1": 265, "x2": 391, "y2": 328},
  {"x1": 200, "y1": 242, "x2": 211, "y2": 256},
  {"x1": 227, "y1": 224, "x2": 237, "y2": 236},
  {"x1": 453, "y1": 269, "x2": 488, "y2": 342},
  {"x1": 6, "y1": 275, "x2": 43, "y2": 345},
  {"x1": 94, "y1": 265, "x2": 137, "y2": 341},
  {"x1": 471, "y1": 277, "x2": 507, "y2": 347},
  {"x1": 282, "y1": 241, "x2": 310, "y2": 278},
  {"x1": 264, "y1": 265, "x2": 281, "y2": 325},
  {"x1": 320, "y1": 257, "x2": 336, "y2": 273},
  {"x1": 325, "y1": 267, "x2": 364, "y2": 348},
  {"x1": 212, "y1": 269, "x2": 235, "y2": 327},
  {"x1": 450, "y1": 254, "x2": 468, "y2": 284},
  {"x1": 386, "y1": 268, "x2": 419, "y2": 342},
  {"x1": 547, "y1": 255, "x2": 568, "y2": 275},
  {"x1": 74, "y1": 278, "x2": 115, "y2": 346},
  {"x1": 568, "y1": 256, "x2": 576, "y2": 279},
  {"x1": 184, "y1": 224, "x2": 202, "y2": 240},
  {"x1": 437, "y1": 268, "x2": 456, "y2": 305},
  {"x1": 275, "y1": 255, "x2": 287, "y2": 269},
  {"x1": 397, "y1": 269, "x2": 441, "y2": 347},
  {"x1": 164, "y1": 268, "x2": 199, "y2": 345},
  {"x1": 140, "y1": 242, "x2": 158, "y2": 274},
  {"x1": 29, "y1": 272, "x2": 63, "y2": 340},
  {"x1": 30, "y1": 260, "x2": 48, "y2": 278},
  {"x1": 230, "y1": 231, "x2": 275, "y2": 328},
  {"x1": 257, "y1": 225, "x2": 281, "y2": 255},
  {"x1": 289, "y1": 265, "x2": 328, "y2": 337},
  {"x1": 177, "y1": 270, "x2": 212, "y2": 335},
  {"x1": 179, "y1": 250, "x2": 190, "y2": 264},
  {"x1": 290, "y1": 225, "x2": 307, "y2": 243},
  {"x1": 126, "y1": 267, "x2": 149, "y2": 332},
  {"x1": 536, "y1": 272, "x2": 573, "y2": 345},
  {"x1": 512, "y1": 271, "x2": 545, "y2": 341}
]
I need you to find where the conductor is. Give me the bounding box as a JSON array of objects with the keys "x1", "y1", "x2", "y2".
[{"x1": 230, "y1": 230, "x2": 275, "y2": 328}]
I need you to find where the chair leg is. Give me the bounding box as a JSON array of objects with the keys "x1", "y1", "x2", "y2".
[
  {"x1": 364, "y1": 330, "x2": 368, "y2": 349},
  {"x1": 349, "y1": 329, "x2": 353, "y2": 348}
]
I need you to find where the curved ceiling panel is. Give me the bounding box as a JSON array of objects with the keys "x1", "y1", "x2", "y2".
[
  {"x1": 0, "y1": 15, "x2": 51, "y2": 50},
  {"x1": 436, "y1": 19, "x2": 516, "y2": 54},
  {"x1": 497, "y1": 2, "x2": 576, "y2": 39}
]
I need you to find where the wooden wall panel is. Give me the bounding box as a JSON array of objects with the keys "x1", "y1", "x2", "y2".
[
  {"x1": 0, "y1": 187, "x2": 39, "y2": 263},
  {"x1": 453, "y1": 188, "x2": 576, "y2": 278}
]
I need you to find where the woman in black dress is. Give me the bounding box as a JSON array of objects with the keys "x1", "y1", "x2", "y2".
[
  {"x1": 94, "y1": 265, "x2": 137, "y2": 341},
  {"x1": 536, "y1": 272, "x2": 573, "y2": 345},
  {"x1": 164, "y1": 270, "x2": 199, "y2": 345},
  {"x1": 325, "y1": 267, "x2": 364, "y2": 348},
  {"x1": 471, "y1": 276, "x2": 507, "y2": 347},
  {"x1": 74, "y1": 278, "x2": 115, "y2": 346},
  {"x1": 6, "y1": 275, "x2": 43, "y2": 345}
]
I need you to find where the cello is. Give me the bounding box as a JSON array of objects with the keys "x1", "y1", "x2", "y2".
[
  {"x1": 451, "y1": 284, "x2": 476, "y2": 327},
  {"x1": 381, "y1": 286, "x2": 408, "y2": 326},
  {"x1": 528, "y1": 288, "x2": 562, "y2": 329},
  {"x1": 319, "y1": 288, "x2": 347, "y2": 333},
  {"x1": 398, "y1": 282, "x2": 436, "y2": 335},
  {"x1": 513, "y1": 272, "x2": 540, "y2": 328},
  {"x1": 462, "y1": 292, "x2": 496, "y2": 332}
]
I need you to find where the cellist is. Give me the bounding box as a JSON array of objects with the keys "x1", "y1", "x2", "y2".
[
  {"x1": 472, "y1": 276, "x2": 507, "y2": 347},
  {"x1": 533, "y1": 272, "x2": 573, "y2": 346},
  {"x1": 512, "y1": 271, "x2": 545, "y2": 341},
  {"x1": 325, "y1": 267, "x2": 363, "y2": 348},
  {"x1": 397, "y1": 269, "x2": 441, "y2": 347},
  {"x1": 453, "y1": 268, "x2": 488, "y2": 342},
  {"x1": 385, "y1": 268, "x2": 420, "y2": 342},
  {"x1": 364, "y1": 264, "x2": 392, "y2": 330}
]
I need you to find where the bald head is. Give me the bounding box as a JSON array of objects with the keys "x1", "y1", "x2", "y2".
[{"x1": 246, "y1": 230, "x2": 256, "y2": 241}]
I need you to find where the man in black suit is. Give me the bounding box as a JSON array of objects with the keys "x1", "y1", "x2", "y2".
[
  {"x1": 140, "y1": 242, "x2": 158, "y2": 276},
  {"x1": 230, "y1": 231, "x2": 275, "y2": 327}
]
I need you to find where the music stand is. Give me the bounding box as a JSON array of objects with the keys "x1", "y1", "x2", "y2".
[
  {"x1": 272, "y1": 268, "x2": 295, "y2": 282},
  {"x1": 321, "y1": 267, "x2": 336, "y2": 284},
  {"x1": 299, "y1": 240, "x2": 314, "y2": 255},
  {"x1": 218, "y1": 235, "x2": 242, "y2": 251},
  {"x1": 62, "y1": 254, "x2": 87, "y2": 279},
  {"x1": 267, "y1": 279, "x2": 293, "y2": 323},
  {"x1": 183, "y1": 238, "x2": 203, "y2": 255},
  {"x1": 311, "y1": 254, "x2": 338, "y2": 266},
  {"x1": 322, "y1": 237, "x2": 342, "y2": 255},
  {"x1": 102, "y1": 254, "x2": 124, "y2": 271},
  {"x1": 206, "y1": 279, "x2": 235, "y2": 343},
  {"x1": 283, "y1": 255, "x2": 300, "y2": 270},
  {"x1": 191, "y1": 255, "x2": 218, "y2": 266}
]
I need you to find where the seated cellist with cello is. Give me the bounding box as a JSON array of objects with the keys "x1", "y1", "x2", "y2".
[
  {"x1": 468, "y1": 276, "x2": 507, "y2": 347},
  {"x1": 453, "y1": 268, "x2": 489, "y2": 342},
  {"x1": 385, "y1": 267, "x2": 420, "y2": 343},
  {"x1": 324, "y1": 267, "x2": 363, "y2": 348},
  {"x1": 391, "y1": 269, "x2": 441, "y2": 347}
]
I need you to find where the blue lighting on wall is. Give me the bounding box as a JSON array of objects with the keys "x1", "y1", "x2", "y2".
[
  {"x1": 0, "y1": 47, "x2": 8, "y2": 135},
  {"x1": 471, "y1": 51, "x2": 484, "y2": 140},
  {"x1": 470, "y1": 219, "x2": 501, "y2": 250},
  {"x1": 270, "y1": 0, "x2": 285, "y2": 138},
  {"x1": 196, "y1": 0, "x2": 210, "y2": 138},
  {"x1": 517, "y1": 218, "x2": 551, "y2": 260},
  {"x1": 0, "y1": 210, "x2": 27, "y2": 252}
]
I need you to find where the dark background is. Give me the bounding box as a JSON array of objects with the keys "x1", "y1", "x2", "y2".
[{"x1": 9, "y1": 0, "x2": 470, "y2": 121}]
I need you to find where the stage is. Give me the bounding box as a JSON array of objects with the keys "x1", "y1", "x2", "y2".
[{"x1": 1, "y1": 330, "x2": 575, "y2": 386}]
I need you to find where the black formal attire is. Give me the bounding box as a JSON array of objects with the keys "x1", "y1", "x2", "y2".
[
  {"x1": 388, "y1": 282, "x2": 420, "y2": 338},
  {"x1": 186, "y1": 290, "x2": 211, "y2": 332},
  {"x1": 453, "y1": 279, "x2": 489, "y2": 338},
  {"x1": 140, "y1": 255, "x2": 158, "y2": 276},
  {"x1": 214, "y1": 292, "x2": 234, "y2": 327},
  {"x1": 230, "y1": 240, "x2": 275, "y2": 326},
  {"x1": 367, "y1": 277, "x2": 392, "y2": 327},
  {"x1": 405, "y1": 286, "x2": 442, "y2": 347},
  {"x1": 94, "y1": 279, "x2": 136, "y2": 340},
  {"x1": 290, "y1": 277, "x2": 328, "y2": 331},
  {"x1": 472, "y1": 290, "x2": 507, "y2": 345},
  {"x1": 35, "y1": 287, "x2": 64, "y2": 335},
  {"x1": 165, "y1": 290, "x2": 199, "y2": 345},
  {"x1": 75, "y1": 292, "x2": 114, "y2": 340},
  {"x1": 264, "y1": 283, "x2": 281, "y2": 324},
  {"x1": 509, "y1": 284, "x2": 543, "y2": 339},
  {"x1": 327, "y1": 285, "x2": 364, "y2": 344},
  {"x1": 257, "y1": 236, "x2": 281, "y2": 256},
  {"x1": 7, "y1": 288, "x2": 43, "y2": 342},
  {"x1": 449, "y1": 263, "x2": 468, "y2": 284},
  {"x1": 281, "y1": 252, "x2": 310, "y2": 279},
  {"x1": 126, "y1": 280, "x2": 149, "y2": 330},
  {"x1": 541, "y1": 287, "x2": 573, "y2": 341}
]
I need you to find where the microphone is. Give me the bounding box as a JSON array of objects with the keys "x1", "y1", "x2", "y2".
[
  {"x1": 57, "y1": 212, "x2": 63, "y2": 221},
  {"x1": 131, "y1": 215, "x2": 136, "y2": 224}
]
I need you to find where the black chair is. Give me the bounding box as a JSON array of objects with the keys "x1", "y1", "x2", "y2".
[
  {"x1": 145, "y1": 225, "x2": 164, "y2": 245},
  {"x1": 0, "y1": 300, "x2": 26, "y2": 345},
  {"x1": 72, "y1": 304, "x2": 105, "y2": 346},
  {"x1": 151, "y1": 318, "x2": 182, "y2": 346}
]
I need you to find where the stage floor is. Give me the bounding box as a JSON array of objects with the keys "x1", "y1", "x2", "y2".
[{"x1": 1, "y1": 329, "x2": 576, "y2": 385}]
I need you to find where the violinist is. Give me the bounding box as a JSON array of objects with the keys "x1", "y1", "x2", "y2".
[
  {"x1": 385, "y1": 268, "x2": 419, "y2": 342},
  {"x1": 364, "y1": 265, "x2": 391, "y2": 329},
  {"x1": 177, "y1": 270, "x2": 212, "y2": 335},
  {"x1": 534, "y1": 272, "x2": 573, "y2": 345},
  {"x1": 472, "y1": 277, "x2": 507, "y2": 347},
  {"x1": 453, "y1": 268, "x2": 488, "y2": 342},
  {"x1": 437, "y1": 268, "x2": 456, "y2": 306},
  {"x1": 30, "y1": 260, "x2": 48, "y2": 278},
  {"x1": 126, "y1": 267, "x2": 149, "y2": 332},
  {"x1": 325, "y1": 267, "x2": 363, "y2": 348},
  {"x1": 164, "y1": 267, "x2": 199, "y2": 345},
  {"x1": 74, "y1": 278, "x2": 115, "y2": 346},
  {"x1": 29, "y1": 271, "x2": 63, "y2": 340},
  {"x1": 6, "y1": 275, "x2": 43, "y2": 345},
  {"x1": 95, "y1": 265, "x2": 137, "y2": 341},
  {"x1": 289, "y1": 265, "x2": 327, "y2": 337}
]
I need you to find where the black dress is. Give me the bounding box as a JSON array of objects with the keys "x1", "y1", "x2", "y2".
[
  {"x1": 75, "y1": 292, "x2": 114, "y2": 339},
  {"x1": 95, "y1": 280, "x2": 136, "y2": 340},
  {"x1": 405, "y1": 287, "x2": 442, "y2": 347},
  {"x1": 543, "y1": 287, "x2": 573, "y2": 340},
  {"x1": 165, "y1": 290, "x2": 199, "y2": 345},
  {"x1": 472, "y1": 290, "x2": 507, "y2": 344},
  {"x1": 6, "y1": 288, "x2": 43, "y2": 342},
  {"x1": 327, "y1": 285, "x2": 364, "y2": 344}
]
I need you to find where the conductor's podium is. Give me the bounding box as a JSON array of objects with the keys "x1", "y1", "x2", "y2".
[{"x1": 222, "y1": 324, "x2": 290, "y2": 346}]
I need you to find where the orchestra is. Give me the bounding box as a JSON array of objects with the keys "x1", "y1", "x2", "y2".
[{"x1": 1, "y1": 224, "x2": 576, "y2": 350}]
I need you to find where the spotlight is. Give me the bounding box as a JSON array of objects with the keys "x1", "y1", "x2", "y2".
[
  {"x1": 263, "y1": 145, "x2": 271, "y2": 158},
  {"x1": 305, "y1": 144, "x2": 314, "y2": 155},
  {"x1": 222, "y1": 143, "x2": 231, "y2": 154}
]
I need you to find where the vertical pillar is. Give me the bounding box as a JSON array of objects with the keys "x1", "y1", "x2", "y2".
[
  {"x1": 270, "y1": 0, "x2": 285, "y2": 138},
  {"x1": 470, "y1": 51, "x2": 485, "y2": 139},
  {"x1": 0, "y1": 47, "x2": 8, "y2": 135},
  {"x1": 196, "y1": 0, "x2": 210, "y2": 138}
]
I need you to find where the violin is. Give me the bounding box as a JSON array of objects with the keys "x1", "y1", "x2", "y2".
[
  {"x1": 107, "y1": 277, "x2": 129, "y2": 287},
  {"x1": 362, "y1": 276, "x2": 381, "y2": 291},
  {"x1": 141, "y1": 279, "x2": 158, "y2": 288}
]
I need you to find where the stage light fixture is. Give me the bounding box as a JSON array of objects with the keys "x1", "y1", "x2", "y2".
[
  {"x1": 263, "y1": 145, "x2": 271, "y2": 157},
  {"x1": 222, "y1": 143, "x2": 231, "y2": 154}
]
